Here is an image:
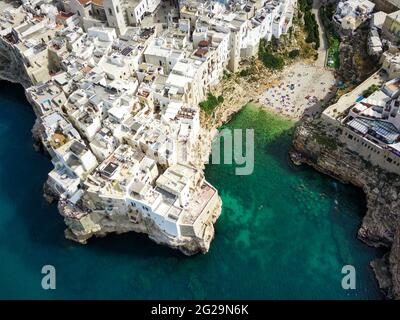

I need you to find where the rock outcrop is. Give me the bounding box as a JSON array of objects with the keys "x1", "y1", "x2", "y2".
[
  {"x1": 0, "y1": 50, "x2": 31, "y2": 88},
  {"x1": 59, "y1": 195, "x2": 222, "y2": 256},
  {"x1": 290, "y1": 118, "x2": 400, "y2": 299},
  {"x1": 41, "y1": 126, "x2": 223, "y2": 256}
]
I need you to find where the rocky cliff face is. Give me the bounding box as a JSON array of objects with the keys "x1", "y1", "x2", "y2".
[
  {"x1": 57, "y1": 196, "x2": 222, "y2": 256},
  {"x1": 0, "y1": 49, "x2": 31, "y2": 88},
  {"x1": 41, "y1": 127, "x2": 223, "y2": 256},
  {"x1": 290, "y1": 118, "x2": 400, "y2": 299}
]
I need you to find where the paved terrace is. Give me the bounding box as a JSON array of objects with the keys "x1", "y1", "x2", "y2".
[{"x1": 324, "y1": 69, "x2": 388, "y2": 120}]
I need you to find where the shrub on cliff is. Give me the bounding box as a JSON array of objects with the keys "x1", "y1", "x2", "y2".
[
  {"x1": 304, "y1": 12, "x2": 320, "y2": 49},
  {"x1": 258, "y1": 39, "x2": 285, "y2": 70},
  {"x1": 298, "y1": 0, "x2": 320, "y2": 50},
  {"x1": 288, "y1": 49, "x2": 300, "y2": 59},
  {"x1": 199, "y1": 93, "x2": 224, "y2": 115},
  {"x1": 299, "y1": 0, "x2": 313, "y2": 13},
  {"x1": 315, "y1": 134, "x2": 338, "y2": 151},
  {"x1": 239, "y1": 68, "x2": 254, "y2": 77}
]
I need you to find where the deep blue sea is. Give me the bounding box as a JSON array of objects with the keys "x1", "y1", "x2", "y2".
[{"x1": 0, "y1": 81, "x2": 383, "y2": 299}]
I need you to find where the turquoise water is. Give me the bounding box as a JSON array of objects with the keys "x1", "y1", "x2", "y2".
[{"x1": 0, "y1": 82, "x2": 382, "y2": 299}]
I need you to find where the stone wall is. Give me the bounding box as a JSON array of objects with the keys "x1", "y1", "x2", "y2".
[{"x1": 291, "y1": 118, "x2": 400, "y2": 299}]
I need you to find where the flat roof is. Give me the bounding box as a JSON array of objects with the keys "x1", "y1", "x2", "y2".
[
  {"x1": 348, "y1": 117, "x2": 400, "y2": 143},
  {"x1": 102, "y1": 162, "x2": 118, "y2": 177},
  {"x1": 70, "y1": 141, "x2": 86, "y2": 156}
]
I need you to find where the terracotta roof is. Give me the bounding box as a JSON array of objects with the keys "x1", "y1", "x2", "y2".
[
  {"x1": 56, "y1": 12, "x2": 74, "y2": 20},
  {"x1": 92, "y1": 0, "x2": 104, "y2": 6},
  {"x1": 198, "y1": 40, "x2": 209, "y2": 48},
  {"x1": 194, "y1": 48, "x2": 208, "y2": 58},
  {"x1": 78, "y1": 0, "x2": 104, "y2": 6}
]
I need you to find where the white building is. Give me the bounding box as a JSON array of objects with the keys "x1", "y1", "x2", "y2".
[
  {"x1": 0, "y1": 0, "x2": 299, "y2": 248},
  {"x1": 333, "y1": 0, "x2": 375, "y2": 33},
  {"x1": 104, "y1": 0, "x2": 127, "y2": 35}
]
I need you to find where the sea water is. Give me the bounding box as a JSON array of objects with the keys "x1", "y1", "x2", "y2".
[{"x1": 0, "y1": 82, "x2": 382, "y2": 299}]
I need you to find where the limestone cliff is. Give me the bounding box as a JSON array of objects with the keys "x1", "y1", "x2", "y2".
[
  {"x1": 290, "y1": 118, "x2": 400, "y2": 299},
  {"x1": 41, "y1": 127, "x2": 223, "y2": 256},
  {"x1": 58, "y1": 195, "x2": 222, "y2": 256},
  {"x1": 0, "y1": 50, "x2": 31, "y2": 88}
]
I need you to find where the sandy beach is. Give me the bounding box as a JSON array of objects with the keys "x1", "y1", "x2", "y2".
[{"x1": 258, "y1": 63, "x2": 336, "y2": 119}]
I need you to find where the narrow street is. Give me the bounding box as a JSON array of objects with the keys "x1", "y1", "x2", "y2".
[{"x1": 312, "y1": 0, "x2": 329, "y2": 67}]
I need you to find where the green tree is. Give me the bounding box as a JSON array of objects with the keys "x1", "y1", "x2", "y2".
[{"x1": 288, "y1": 49, "x2": 300, "y2": 59}]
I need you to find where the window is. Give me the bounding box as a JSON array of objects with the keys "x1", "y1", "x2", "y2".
[
  {"x1": 108, "y1": 8, "x2": 113, "y2": 15},
  {"x1": 116, "y1": 6, "x2": 120, "y2": 13}
]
